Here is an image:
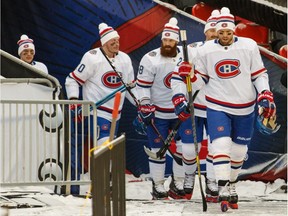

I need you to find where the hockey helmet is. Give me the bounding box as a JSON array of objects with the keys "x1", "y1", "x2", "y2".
[{"x1": 256, "y1": 114, "x2": 281, "y2": 135}]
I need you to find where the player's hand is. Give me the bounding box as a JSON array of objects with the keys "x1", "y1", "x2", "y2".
[
  {"x1": 257, "y1": 90, "x2": 276, "y2": 118},
  {"x1": 138, "y1": 104, "x2": 156, "y2": 125},
  {"x1": 179, "y1": 61, "x2": 192, "y2": 81},
  {"x1": 172, "y1": 94, "x2": 190, "y2": 121},
  {"x1": 133, "y1": 115, "x2": 147, "y2": 135},
  {"x1": 69, "y1": 104, "x2": 83, "y2": 123}
]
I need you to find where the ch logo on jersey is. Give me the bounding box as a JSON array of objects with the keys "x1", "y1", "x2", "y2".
[
  {"x1": 102, "y1": 71, "x2": 123, "y2": 88},
  {"x1": 163, "y1": 72, "x2": 173, "y2": 89},
  {"x1": 215, "y1": 59, "x2": 241, "y2": 79}
]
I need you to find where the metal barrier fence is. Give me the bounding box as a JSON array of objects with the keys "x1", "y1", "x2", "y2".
[
  {"x1": 0, "y1": 99, "x2": 97, "y2": 194},
  {"x1": 91, "y1": 134, "x2": 126, "y2": 216}
]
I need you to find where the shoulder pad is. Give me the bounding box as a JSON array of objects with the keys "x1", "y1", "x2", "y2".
[
  {"x1": 148, "y1": 51, "x2": 157, "y2": 57},
  {"x1": 89, "y1": 49, "x2": 97, "y2": 55}
]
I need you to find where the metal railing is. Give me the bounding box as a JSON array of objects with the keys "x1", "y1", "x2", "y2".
[{"x1": 0, "y1": 99, "x2": 97, "y2": 192}]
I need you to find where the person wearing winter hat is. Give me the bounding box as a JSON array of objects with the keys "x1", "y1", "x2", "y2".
[
  {"x1": 135, "y1": 17, "x2": 198, "y2": 200},
  {"x1": 182, "y1": 9, "x2": 220, "y2": 203},
  {"x1": 175, "y1": 7, "x2": 278, "y2": 211},
  {"x1": 65, "y1": 22, "x2": 135, "y2": 194},
  {"x1": 215, "y1": 7, "x2": 236, "y2": 46},
  {"x1": 17, "y1": 34, "x2": 48, "y2": 74},
  {"x1": 204, "y1": 9, "x2": 220, "y2": 40}
]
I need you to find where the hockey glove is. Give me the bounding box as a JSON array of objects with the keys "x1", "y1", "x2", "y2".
[
  {"x1": 257, "y1": 90, "x2": 276, "y2": 118},
  {"x1": 132, "y1": 115, "x2": 147, "y2": 136},
  {"x1": 178, "y1": 61, "x2": 194, "y2": 83},
  {"x1": 138, "y1": 104, "x2": 156, "y2": 125},
  {"x1": 69, "y1": 104, "x2": 83, "y2": 123},
  {"x1": 172, "y1": 94, "x2": 190, "y2": 121}
]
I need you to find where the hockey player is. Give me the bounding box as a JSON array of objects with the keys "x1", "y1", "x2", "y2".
[
  {"x1": 17, "y1": 34, "x2": 49, "y2": 74},
  {"x1": 135, "y1": 17, "x2": 189, "y2": 200},
  {"x1": 175, "y1": 7, "x2": 277, "y2": 212},
  {"x1": 65, "y1": 23, "x2": 135, "y2": 194},
  {"x1": 189, "y1": 10, "x2": 220, "y2": 203}
]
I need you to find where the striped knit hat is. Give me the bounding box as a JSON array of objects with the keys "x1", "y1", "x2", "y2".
[
  {"x1": 17, "y1": 34, "x2": 35, "y2": 56},
  {"x1": 216, "y1": 7, "x2": 235, "y2": 32},
  {"x1": 204, "y1": 9, "x2": 220, "y2": 33},
  {"x1": 161, "y1": 17, "x2": 179, "y2": 42},
  {"x1": 98, "y1": 23, "x2": 120, "y2": 45}
]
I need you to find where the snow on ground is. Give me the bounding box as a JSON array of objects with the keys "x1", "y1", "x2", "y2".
[{"x1": 1, "y1": 174, "x2": 287, "y2": 216}]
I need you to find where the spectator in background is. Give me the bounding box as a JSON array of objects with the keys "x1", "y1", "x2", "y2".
[{"x1": 17, "y1": 34, "x2": 49, "y2": 74}]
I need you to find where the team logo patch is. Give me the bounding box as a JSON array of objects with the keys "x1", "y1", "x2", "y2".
[
  {"x1": 189, "y1": 43, "x2": 198, "y2": 48},
  {"x1": 148, "y1": 51, "x2": 156, "y2": 57},
  {"x1": 185, "y1": 129, "x2": 192, "y2": 135},
  {"x1": 24, "y1": 44, "x2": 29, "y2": 48},
  {"x1": 221, "y1": 23, "x2": 228, "y2": 28},
  {"x1": 163, "y1": 72, "x2": 172, "y2": 89},
  {"x1": 102, "y1": 71, "x2": 122, "y2": 88},
  {"x1": 89, "y1": 50, "x2": 97, "y2": 55},
  {"x1": 211, "y1": 23, "x2": 216, "y2": 27},
  {"x1": 101, "y1": 124, "x2": 109, "y2": 131},
  {"x1": 215, "y1": 59, "x2": 241, "y2": 79},
  {"x1": 154, "y1": 138, "x2": 161, "y2": 143},
  {"x1": 217, "y1": 126, "x2": 224, "y2": 132},
  {"x1": 164, "y1": 32, "x2": 171, "y2": 37}
]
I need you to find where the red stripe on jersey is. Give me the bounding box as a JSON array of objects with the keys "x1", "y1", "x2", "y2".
[
  {"x1": 251, "y1": 68, "x2": 267, "y2": 78},
  {"x1": 137, "y1": 79, "x2": 153, "y2": 85},
  {"x1": 71, "y1": 72, "x2": 85, "y2": 85},
  {"x1": 213, "y1": 154, "x2": 230, "y2": 159},
  {"x1": 206, "y1": 96, "x2": 255, "y2": 108},
  {"x1": 98, "y1": 106, "x2": 122, "y2": 114}
]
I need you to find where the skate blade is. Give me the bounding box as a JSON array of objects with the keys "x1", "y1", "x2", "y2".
[
  {"x1": 168, "y1": 191, "x2": 186, "y2": 200},
  {"x1": 151, "y1": 192, "x2": 169, "y2": 200},
  {"x1": 206, "y1": 195, "x2": 219, "y2": 203},
  {"x1": 229, "y1": 202, "x2": 238, "y2": 209},
  {"x1": 184, "y1": 193, "x2": 192, "y2": 200}
]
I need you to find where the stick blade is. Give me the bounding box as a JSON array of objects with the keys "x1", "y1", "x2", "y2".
[{"x1": 143, "y1": 146, "x2": 159, "y2": 159}]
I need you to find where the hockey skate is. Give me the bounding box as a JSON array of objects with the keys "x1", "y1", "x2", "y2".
[
  {"x1": 168, "y1": 176, "x2": 186, "y2": 199},
  {"x1": 205, "y1": 178, "x2": 219, "y2": 203},
  {"x1": 151, "y1": 180, "x2": 169, "y2": 200},
  {"x1": 229, "y1": 181, "x2": 239, "y2": 209},
  {"x1": 218, "y1": 180, "x2": 231, "y2": 212},
  {"x1": 183, "y1": 172, "x2": 195, "y2": 200}
]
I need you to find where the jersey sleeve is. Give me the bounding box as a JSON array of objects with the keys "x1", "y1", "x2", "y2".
[
  {"x1": 65, "y1": 51, "x2": 95, "y2": 99},
  {"x1": 124, "y1": 56, "x2": 138, "y2": 106},
  {"x1": 136, "y1": 54, "x2": 155, "y2": 103},
  {"x1": 250, "y1": 42, "x2": 267, "y2": 80}
]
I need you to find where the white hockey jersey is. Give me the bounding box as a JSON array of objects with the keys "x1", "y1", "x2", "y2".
[
  {"x1": 31, "y1": 61, "x2": 48, "y2": 74},
  {"x1": 194, "y1": 36, "x2": 269, "y2": 115},
  {"x1": 136, "y1": 46, "x2": 186, "y2": 119},
  {"x1": 188, "y1": 42, "x2": 207, "y2": 118},
  {"x1": 65, "y1": 48, "x2": 135, "y2": 121}
]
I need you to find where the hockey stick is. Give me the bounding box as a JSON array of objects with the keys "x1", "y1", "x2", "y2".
[
  {"x1": 143, "y1": 119, "x2": 181, "y2": 159},
  {"x1": 181, "y1": 30, "x2": 207, "y2": 211},
  {"x1": 148, "y1": 120, "x2": 183, "y2": 165},
  {"x1": 144, "y1": 90, "x2": 199, "y2": 160},
  {"x1": 99, "y1": 47, "x2": 183, "y2": 165},
  {"x1": 96, "y1": 85, "x2": 126, "y2": 108}
]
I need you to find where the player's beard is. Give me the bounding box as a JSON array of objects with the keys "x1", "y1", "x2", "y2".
[{"x1": 160, "y1": 44, "x2": 177, "y2": 57}]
